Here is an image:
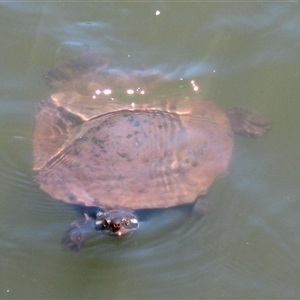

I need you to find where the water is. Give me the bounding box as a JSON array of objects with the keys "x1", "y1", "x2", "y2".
[{"x1": 1, "y1": 2, "x2": 300, "y2": 299}]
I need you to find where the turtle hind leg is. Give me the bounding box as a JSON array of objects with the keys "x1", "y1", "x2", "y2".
[
  {"x1": 226, "y1": 107, "x2": 271, "y2": 137},
  {"x1": 61, "y1": 216, "x2": 95, "y2": 251}
]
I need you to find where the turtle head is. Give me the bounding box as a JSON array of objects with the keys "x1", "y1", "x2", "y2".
[{"x1": 95, "y1": 209, "x2": 138, "y2": 236}]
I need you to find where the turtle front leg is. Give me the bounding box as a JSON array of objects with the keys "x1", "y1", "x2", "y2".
[
  {"x1": 192, "y1": 195, "x2": 212, "y2": 218},
  {"x1": 61, "y1": 214, "x2": 96, "y2": 251},
  {"x1": 226, "y1": 107, "x2": 271, "y2": 137}
]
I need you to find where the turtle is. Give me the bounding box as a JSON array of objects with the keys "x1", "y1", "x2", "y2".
[{"x1": 33, "y1": 53, "x2": 270, "y2": 250}]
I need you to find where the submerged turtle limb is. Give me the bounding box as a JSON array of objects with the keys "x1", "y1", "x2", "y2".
[
  {"x1": 192, "y1": 195, "x2": 212, "y2": 218},
  {"x1": 61, "y1": 214, "x2": 96, "y2": 251},
  {"x1": 226, "y1": 107, "x2": 271, "y2": 137}
]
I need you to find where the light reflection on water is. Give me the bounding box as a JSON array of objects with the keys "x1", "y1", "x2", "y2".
[{"x1": 1, "y1": 2, "x2": 300, "y2": 299}]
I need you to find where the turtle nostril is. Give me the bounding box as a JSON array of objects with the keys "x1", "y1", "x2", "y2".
[{"x1": 113, "y1": 222, "x2": 121, "y2": 230}]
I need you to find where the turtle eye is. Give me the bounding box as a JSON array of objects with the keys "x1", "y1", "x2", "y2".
[
  {"x1": 124, "y1": 219, "x2": 131, "y2": 226},
  {"x1": 102, "y1": 219, "x2": 109, "y2": 228}
]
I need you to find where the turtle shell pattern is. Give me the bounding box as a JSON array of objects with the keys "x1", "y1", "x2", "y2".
[{"x1": 33, "y1": 54, "x2": 233, "y2": 210}]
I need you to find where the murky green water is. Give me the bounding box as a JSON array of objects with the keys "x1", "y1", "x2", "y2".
[{"x1": 1, "y1": 2, "x2": 300, "y2": 299}]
